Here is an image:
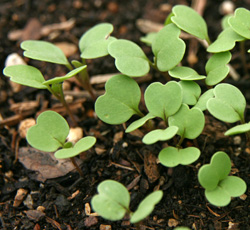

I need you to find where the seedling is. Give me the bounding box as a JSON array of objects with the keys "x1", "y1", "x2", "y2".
[
  {"x1": 3, "y1": 64, "x2": 86, "y2": 125},
  {"x1": 198, "y1": 151, "x2": 246, "y2": 206},
  {"x1": 91, "y1": 180, "x2": 163, "y2": 224},
  {"x1": 26, "y1": 110, "x2": 96, "y2": 177}
]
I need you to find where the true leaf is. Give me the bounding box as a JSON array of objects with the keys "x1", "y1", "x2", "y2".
[
  {"x1": 21, "y1": 40, "x2": 69, "y2": 65},
  {"x1": 194, "y1": 89, "x2": 214, "y2": 111},
  {"x1": 26, "y1": 111, "x2": 69, "y2": 152},
  {"x1": 95, "y1": 75, "x2": 142, "y2": 125},
  {"x1": 54, "y1": 136, "x2": 96, "y2": 159},
  {"x1": 178, "y1": 81, "x2": 201, "y2": 105},
  {"x1": 79, "y1": 23, "x2": 116, "y2": 59},
  {"x1": 159, "y1": 146, "x2": 200, "y2": 167},
  {"x1": 91, "y1": 180, "x2": 130, "y2": 221},
  {"x1": 142, "y1": 126, "x2": 178, "y2": 145},
  {"x1": 130, "y1": 190, "x2": 163, "y2": 223},
  {"x1": 152, "y1": 23, "x2": 185, "y2": 71},
  {"x1": 169, "y1": 66, "x2": 206, "y2": 81},
  {"x1": 144, "y1": 81, "x2": 182, "y2": 121},
  {"x1": 225, "y1": 123, "x2": 250, "y2": 136},
  {"x1": 171, "y1": 5, "x2": 209, "y2": 42},
  {"x1": 207, "y1": 83, "x2": 246, "y2": 123},
  {"x1": 3, "y1": 65, "x2": 47, "y2": 89},
  {"x1": 168, "y1": 104, "x2": 205, "y2": 139},
  {"x1": 228, "y1": 8, "x2": 250, "y2": 39},
  {"x1": 108, "y1": 39, "x2": 150, "y2": 77}
]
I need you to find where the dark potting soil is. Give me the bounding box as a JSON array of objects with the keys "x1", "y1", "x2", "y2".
[{"x1": 1, "y1": 0, "x2": 250, "y2": 229}]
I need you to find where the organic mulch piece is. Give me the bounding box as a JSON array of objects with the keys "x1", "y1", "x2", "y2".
[
  {"x1": 25, "y1": 210, "x2": 45, "y2": 222},
  {"x1": 18, "y1": 147, "x2": 83, "y2": 182},
  {"x1": 55, "y1": 42, "x2": 78, "y2": 58},
  {"x1": 100, "y1": 224, "x2": 112, "y2": 230},
  {"x1": 13, "y1": 188, "x2": 28, "y2": 207},
  {"x1": 84, "y1": 216, "x2": 98, "y2": 227},
  {"x1": 144, "y1": 151, "x2": 160, "y2": 183},
  {"x1": 126, "y1": 175, "x2": 141, "y2": 190},
  {"x1": 168, "y1": 218, "x2": 179, "y2": 227},
  {"x1": 18, "y1": 118, "x2": 36, "y2": 138}
]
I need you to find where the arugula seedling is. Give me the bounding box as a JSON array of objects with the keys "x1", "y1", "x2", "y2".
[
  {"x1": 194, "y1": 89, "x2": 214, "y2": 111},
  {"x1": 198, "y1": 151, "x2": 246, "y2": 206},
  {"x1": 26, "y1": 111, "x2": 96, "y2": 177},
  {"x1": 91, "y1": 180, "x2": 163, "y2": 224},
  {"x1": 178, "y1": 81, "x2": 201, "y2": 106},
  {"x1": 169, "y1": 66, "x2": 206, "y2": 81},
  {"x1": 3, "y1": 65, "x2": 86, "y2": 125},
  {"x1": 95, "y1": 74, "x2": 143, "y2": 125},
  {"x1": 207, "y1": 83, "x2": 246, "y2": 123}
]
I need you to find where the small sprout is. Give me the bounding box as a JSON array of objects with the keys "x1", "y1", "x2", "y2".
[
  {"x1": 207, "y1": 27, "x2": 245, "y2": 53},
  {"x1": 198, "y1": 151, "x2": 246, "y2": 206},
  {"x1": 91, "y1": 180, "x2": 163, "y2": 223},
  {"x1": 205, "y1": 51, "x2": 231, "y2": 86},
  {"x1": 228, "y1": 8, "x2": 250, "y2": 39},
  {"x1": 169, "y1": 66, "x2": 206, "y2": 81},
  {"x1": 225, "y1": 122, "x2": 250, "y2": 136},
  {"x1": 194, "y1": 89, "x2": 214, "y2": 111},
  {"x1": 95, "y1": 75, "x2": 143, "y2": 125},
  {"x1": 79, "y1": 23, "x2": 116, "y2": 59},
  {"x1": 21, "y1": 40, "x2": 70, "y2": 66},
  {"x1": 142, "y1": 126, "x2": 179, "y2": 145},
  {"x1": 108, "y1": 39, "x2": 150, "y2": 77},
  {"x1": 174, "y1": 227, "x2": 191, "y2": 230},
  {"x1": 178, "y1": 81, "x2": 201, "y2": 106},
  {"x1": 152, "y1": 23, "x2": 186, "y2": 72},
  {"x1": 140, "y1": 32, "x2": 157, "y2": 46},
  {"x1": 168, "y1": 104, "x2": 205, "y2": 140},
  {"x1": 125, "y1": 113, "x2": 156, "y2": 133},
  {"x1": 144, "y1": 81, "x2": 182, "y2": 121},
  {"x1": 171, "y1": 5, "x2": 210, "y2": 43},
  {"x1": 207, "y1": 83, "x2": 246, "y2": 123},
  {"x1": 159, "y1": 146, "x2": 200, "y2": 167}
]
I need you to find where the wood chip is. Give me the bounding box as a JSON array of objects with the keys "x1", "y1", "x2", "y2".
[
  {"x1": 144, "y1": 151, "x2": 160, "y2": 183},
  {"x1": 168, "y1": 218, "x2": 179, "y2": 227},
  {"x1": 84, "y1": 216, "x2": 98, "y2": 227},
  {"x1": 18, "y1": 118, "x2": 36, "y2": 138},
  {"x1": 126, "y1": 175, "x2": 141, "y2": 191},
  {"x1": 100, "y1": 224, "x2": 112, "y2": 230},
  {"x1": 55, "y1": 42, "x2": 78, "y2": 57},
  {"x1": 13, "y1": 188, "x2": 28, "y2": 207},
  {"x1": 25, "y1": 210, "x2": 45, "y2": 221}
]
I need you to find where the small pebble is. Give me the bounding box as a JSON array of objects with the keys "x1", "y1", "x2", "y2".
[
  {"x1": 219, "y1": 1, "x2": 235, "y2": 15},
  {"x1": 19, "y1": 118, "x2": 36, "y2": 138},
  {"x1": 168, "y1": 218, "x2": 179, "y2": 227}
]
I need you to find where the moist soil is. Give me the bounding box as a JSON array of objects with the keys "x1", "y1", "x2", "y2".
[{"x1": 1, "y1": 0, "x2": 250, "y2": 229}]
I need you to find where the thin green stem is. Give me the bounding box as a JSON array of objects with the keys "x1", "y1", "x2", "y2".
[{"x1": 176, "y1": 135, "x2": 185, "y2": 149}]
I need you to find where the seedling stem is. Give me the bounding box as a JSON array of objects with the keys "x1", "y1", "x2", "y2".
[{"x1": 70, "y1": 157, "x2": 84, "y2": 177}]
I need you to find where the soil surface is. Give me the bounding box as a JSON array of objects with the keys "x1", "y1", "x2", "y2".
[{"x1": 1, "y1": 0, "x2": 250, "y2": 229}]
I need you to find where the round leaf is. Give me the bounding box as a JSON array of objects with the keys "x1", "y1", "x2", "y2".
[
  {"x1": 152, "y1": 23, "x2": 185, "y2": 71},
  {"x1": 171, "y1": 5, "x2": 209, "y2": 41},
  {"x1": 142, "y1": 126, "x2": 178, "y2": 145},
  {"x1": 178, "y1": 81, "x2": 201, "y2": 105},
  {"x1": 169, "y1": 66, "x2": 206, "y2": 81},
  {"x1": 130, "y1": 190, "x2": 163, "y2": 223},
  {"x1": 194, "y1": 89, "x2": 214, "y2": 111},
  {"x1": 3, "y1": 65, "x2": 46, "y2": 89},
  {"x1": 207, "y1": 83, "x2": 246, "y2": 123},
  {"x1": 108, "y1": 39, "x2": 150, "y2": 77},
  {"x1": 229, "y1": 8, "x2": 250, "y2": 39},
  {"x1": 79, "y1": 23, "x2": 116, "y2": 59},
  {"x1": 91, "y1": 180, "x2": 130, "y2": 221},
  {"x1": 159, "y1": 146, "x2": 200, "y2": 167},
  {"x1": 144, "y1": 81, "x2": 182, "y2": 120},
  {"x1": 21, "y1": 40, "x2": 69, "y2": 65},
  {"x1": 168, "y1": 104, "x2": 205, "y2": 139},
  {"x1": 95, "y1": 75, "x2": 142, "y2": 125},
  {"x1": 225, "y1": 123, "x2": 250, "y2": 136},
  {"x1": 26, "y1": 111, "x2": 69, "y2": 152},
  {"x1": 54, "y1": 136, "x2": 96, "y2": 159}
]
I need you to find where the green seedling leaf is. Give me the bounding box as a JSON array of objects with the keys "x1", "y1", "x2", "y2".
[
  {"x1": 159, "y1": 146, "x2": 200, "y2": 167},
  {"x1": 205, "y1": 51, "x2": 231, "y2": 86},
  {"x1": 171, "y1": 5, "x2": 209, "y2": 42},
  {"x1": 207, "y1": 83, "x2": 246, "y2": 123},
  {"x1": 225, "y1": 122, "x2": 250, "y2": 136},
  {"x1": 198, "y1": 151, "x2": 231, "y2": 191},
  {"x1": 152, "y1": 23, "x2": 185, "y2": 71},
  {"x1": 194, "y1": 89, "x2": 214, "y2": 111},
  {"x1": 140, "y1": 32, "x2": 157, "y2": 46},
  {"x1": 144, "y1": 81, "x2": 182, "y2": 121},
  {"x1": 174, "y1": 228, "x2": 191, "y2": 230},
  {"x1": 205, "y1": 176, "x2": 246, "y2": 207},
  {"x1": 178, "y1": 81, "x2": 201, "y2": 105},
  {"x1": 21, "y1": 40, "x2": 69, "y2": 65},
  {"x1": 130, "y1": 190, "x2": 163, "y2": 223},
  {"x1": 26, "y1": 111, "x2": 69, "y2": 152},
  {"x1": 169, "y1": 66, "x2": 206, "y2": 81},
  {"x1": 43, "y1": 65, "x2": 87, "y2": 85},
  {"x1": 125, "y1": 113, "x2": 156, "y2": 133},
  {"x1": 91, "y1": 180, "x2": 130, "y2": 221},
  {"x1": 221, "y1": 15, "x2": 232, "y2": 30},
  {"x1": 142, "y1": 126, "x2": 178, "y2": 145},
  {"x1": 95, "y1": 75, "x2": 142, "y2": 125},
  {"x1": 108, "y1": 39, "x2": 150, "y2": 77},
  {"x1": 169, "y1": 104, "x2": 205, "y2": 139},
  {"x1": 229, "y1": 8, "x2": 250, "y2": 39},
  {"x1": 54, "y1": 136, "x2": 96, "y2": 159},
  {"x1": 3, "y1": 65, "x2": 46, "y2": 89},
  {"x1": 207, "y1": 27, "x2": 245, "y2": 53},
  {"x1": 79, "y1": 23, "x2": 116, "y2": 59}
]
